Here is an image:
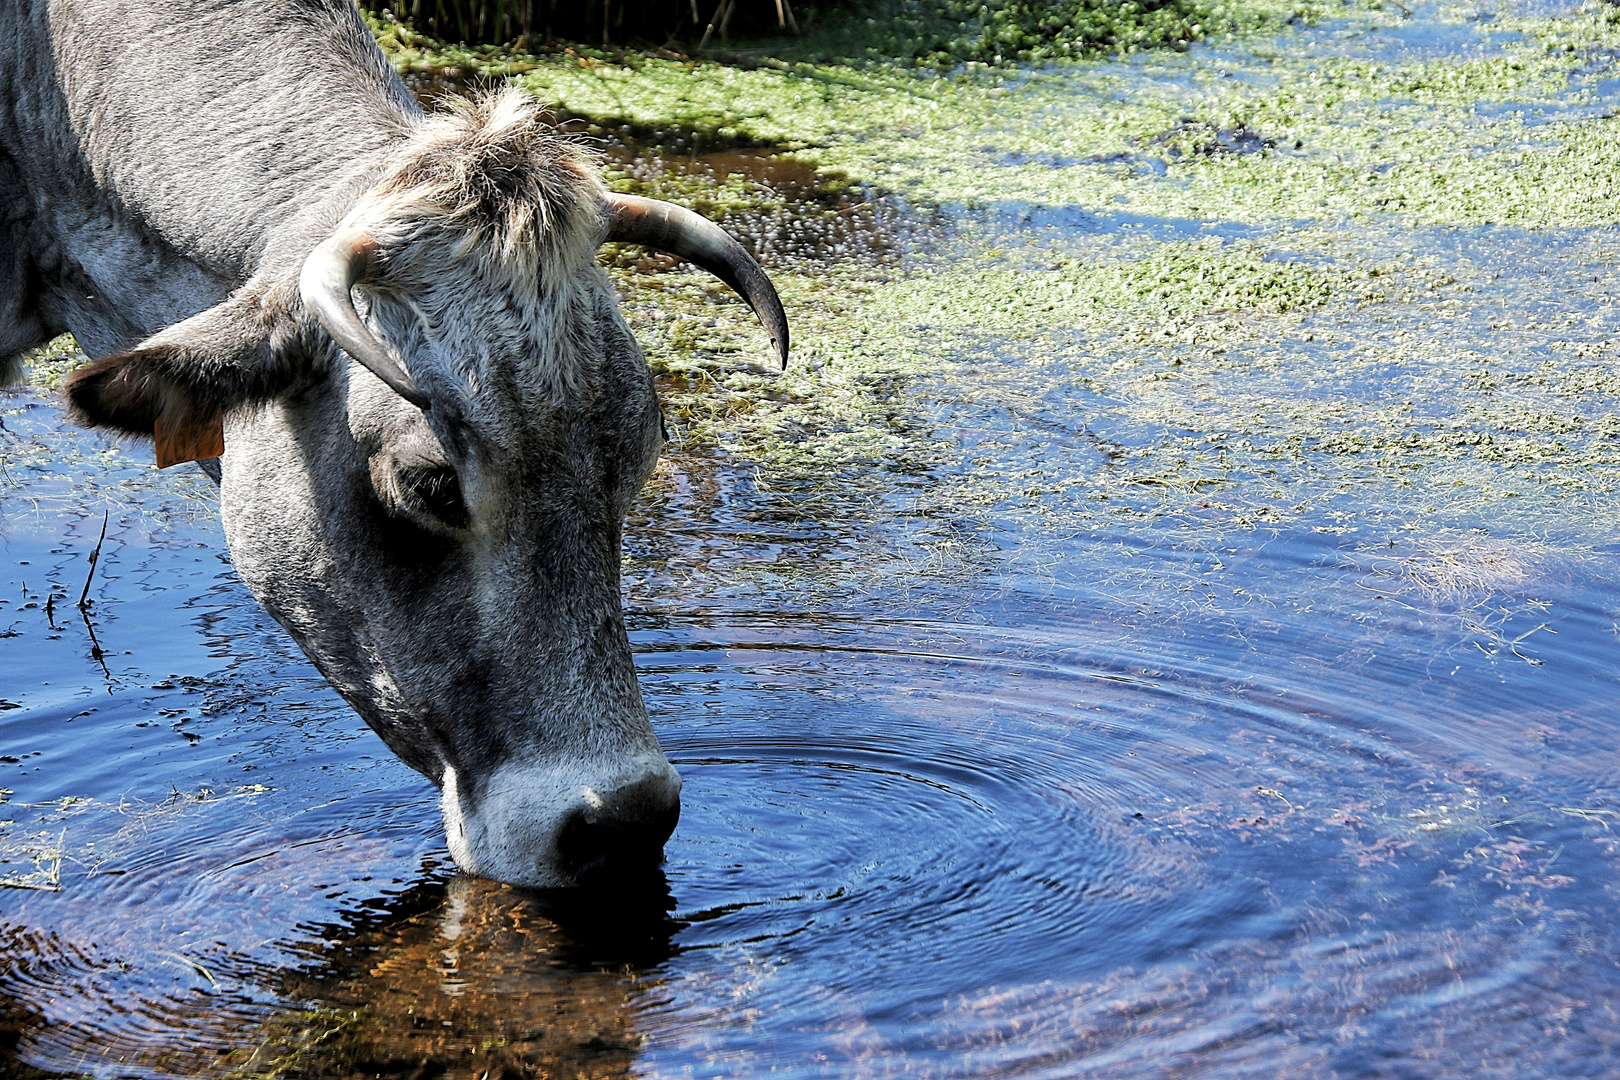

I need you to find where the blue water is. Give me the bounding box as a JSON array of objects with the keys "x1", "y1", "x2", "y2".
[{"x1": 6, "y1": 368, "x2": 1620, "y2": 1076}]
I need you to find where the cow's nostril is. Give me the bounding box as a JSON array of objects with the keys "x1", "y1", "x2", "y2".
[{"x1": 556, "y1": 777, "x2": 680, "y2": 885}]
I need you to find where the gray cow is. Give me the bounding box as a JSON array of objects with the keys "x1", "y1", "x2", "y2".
[{"x1": 0, "y1": 0, "x2": 788, "y2": 886}]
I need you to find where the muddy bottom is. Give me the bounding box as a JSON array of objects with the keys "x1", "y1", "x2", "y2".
[{"x1": 7, "y1": 0, "x2": 1620, "y2": 1077}]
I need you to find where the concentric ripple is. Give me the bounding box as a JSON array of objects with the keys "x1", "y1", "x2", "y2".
[{"x1": 623, "y1": 603, "x2": 1620, "y2": 1077}]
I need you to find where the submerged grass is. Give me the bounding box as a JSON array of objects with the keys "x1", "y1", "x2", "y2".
[{"x1": 0, "y1": 786, "x2": 273, "y2": 894}]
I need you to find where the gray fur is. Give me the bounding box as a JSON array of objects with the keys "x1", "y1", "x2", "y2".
[{"x1": 2, "y1": 0, "x2": 687, "y2": 887}]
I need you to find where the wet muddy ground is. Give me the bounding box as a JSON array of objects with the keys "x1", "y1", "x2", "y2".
[{"x1": 6, "y1": 0, "x2": 1620, "y2": 1076}]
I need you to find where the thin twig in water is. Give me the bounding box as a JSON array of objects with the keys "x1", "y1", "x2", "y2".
[
  {"x1": 80, "y1": 604, "x2": 111, "y2": 683},
  {"x1": 835, "y1": 195, "x2": 889, "y2": 216},
  {"x1": 78, "y1": 510, "x2": 108, "y2": 610},
  {"x1": 1256, "y1": 786, "x2": 1294, "y2": 810},
  {"x1": 72, "y1": 512, "x2": 114, "y2": 682},
  {"x1": 160, "y1": 951, "x2": 218, "y2": 987}
]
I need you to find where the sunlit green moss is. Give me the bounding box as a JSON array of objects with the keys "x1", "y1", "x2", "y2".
[{"x1": 798, "y1": 0, "x2": 1327, "y2": 66}]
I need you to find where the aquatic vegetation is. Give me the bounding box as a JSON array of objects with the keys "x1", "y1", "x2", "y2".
[
  {"x1": 369, "y1": 0, "x2": 1620, "y2": 228},
  {"x1": 878, "y1": 238, "x2": 1373, "y2": 328},
  {"x1": 16, "y1": 336, "x2": 81, "y2": 390},
  {"x1": 809, "y1": 0, "x2": 1224, "y2": 65}
]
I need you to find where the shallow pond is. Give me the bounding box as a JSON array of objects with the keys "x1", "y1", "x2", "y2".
[{"x1": 7, "y1": 1, "x2": 1620, "y2": 1077}]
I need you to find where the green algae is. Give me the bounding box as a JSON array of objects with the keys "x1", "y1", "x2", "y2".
[
  {"x1": 791, "y1": 0, "x2": 1323, "y2": 66},
  {"x1": 363, "y1": 0, "x2": 1620, "y2": 232},
  {"x1": 875, "y1": 237, "x2": 1383, "y2": 329}
]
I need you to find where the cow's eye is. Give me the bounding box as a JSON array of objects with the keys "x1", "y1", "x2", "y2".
[
  {"x1": 397, "y1": 464, "x2": 470, "y2": 530},
  {"x1": 371, "y1": 452, "x2": 470, "y2": 533}
]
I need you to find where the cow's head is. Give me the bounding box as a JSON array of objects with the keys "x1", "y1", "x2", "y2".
[{"x1": 63, "y1": 92, "x2": 787, "y2": 888}]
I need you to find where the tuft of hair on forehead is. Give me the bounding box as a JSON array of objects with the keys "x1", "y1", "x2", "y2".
[{"x1": 377, "y1": 89, "x2": 605, "y2": 266}]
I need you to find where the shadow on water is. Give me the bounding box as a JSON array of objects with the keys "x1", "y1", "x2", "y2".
[
  {"x1": 410, "y1": 71, "x2": 934, "y2": 270},
  {"x1": 597, "y1": 145, "x2": 933, "y2": 270}
]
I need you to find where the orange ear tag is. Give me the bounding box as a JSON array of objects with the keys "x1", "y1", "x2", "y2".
[{"x1": 153, "y1": 408, "x2": 225, "y2": 469}]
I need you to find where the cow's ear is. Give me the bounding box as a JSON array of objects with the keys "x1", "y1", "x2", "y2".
[{"x1": 64, "y1": 287, "x2": 300, "y2": 437}]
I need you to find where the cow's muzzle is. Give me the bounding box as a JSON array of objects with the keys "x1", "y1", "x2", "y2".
[
  {"x1": 556, "y1": 773, "x2": 681, "y2": 885},
  {"x1": 439, "y1": 756, "x2": 682, "y2": 889}
]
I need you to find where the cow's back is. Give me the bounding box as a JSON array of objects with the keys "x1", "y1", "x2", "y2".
[{"x1": 0, "y1": 0, "x2": 423, "y2": 362}]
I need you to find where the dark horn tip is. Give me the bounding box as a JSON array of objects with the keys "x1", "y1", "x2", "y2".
[{"x1": 606, "y1": 194, "x2": 791, "y2": 373}]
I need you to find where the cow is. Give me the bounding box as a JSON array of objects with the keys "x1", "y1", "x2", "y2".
[{"x1": 0, "y1": 0, "x2": 789, "y2": 887}]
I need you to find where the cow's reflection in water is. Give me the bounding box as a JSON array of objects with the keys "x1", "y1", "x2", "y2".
[
  {"x1": 0, "y1": 876, "x2": 677, "y2": 1080},
  {"x1": 256, "y1": 875, "x2": 677, "y2": 1079}
]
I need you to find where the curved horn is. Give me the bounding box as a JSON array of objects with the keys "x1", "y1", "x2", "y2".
[
  {"x1": 299, "y1": 232, "x2": 431, "y2": 410},
  {"x1": 606, "y1": 194, "x2": 789, "y2": 369}
]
